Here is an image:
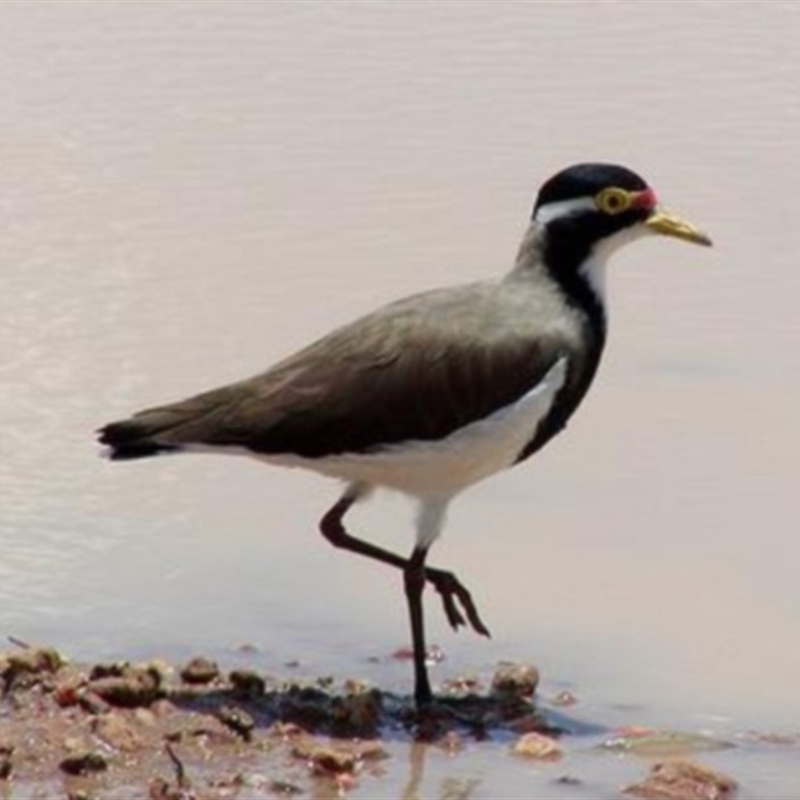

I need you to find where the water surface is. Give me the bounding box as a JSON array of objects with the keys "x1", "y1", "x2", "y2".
[{"x1": 1, "y1": 2, "x2": 799, "y2": 797}]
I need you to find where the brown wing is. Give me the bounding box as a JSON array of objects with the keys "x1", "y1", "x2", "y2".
[{"x1": 99, "y1": 283, "x2": 585, "y2": 459}]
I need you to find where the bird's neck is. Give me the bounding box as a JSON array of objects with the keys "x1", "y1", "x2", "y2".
[{"x1": 510, "y1": 222, "x2": 608, "y2": 337}]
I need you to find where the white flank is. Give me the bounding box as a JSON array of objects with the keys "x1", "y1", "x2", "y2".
[
  {"x1": 182, "y1": 357, "x2": 569, "y2": 548},
  {"x1": 262, "y1": 356, "x2": 568, "y2": 499}
]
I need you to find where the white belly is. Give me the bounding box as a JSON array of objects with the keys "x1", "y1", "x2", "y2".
[{"x1": 264, "y1": 357, "x2": 567, "y2": 498}]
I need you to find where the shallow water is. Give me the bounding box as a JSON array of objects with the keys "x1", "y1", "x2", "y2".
[{"x1": 1, "y1": 2, "x2": 799, "y2": 797}]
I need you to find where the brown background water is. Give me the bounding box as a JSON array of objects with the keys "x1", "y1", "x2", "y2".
[{"x1": 1, "y1": 2, "x2": 798, "y2": 796}]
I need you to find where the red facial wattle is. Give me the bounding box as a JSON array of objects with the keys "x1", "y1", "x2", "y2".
[{"x1": 633, "y1": 188, "x2": 658, "y2": 211}]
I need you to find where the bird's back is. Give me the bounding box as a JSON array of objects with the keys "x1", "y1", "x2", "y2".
[{"x1": 99, "y1": 274, "x2": 601, "y2": 464}]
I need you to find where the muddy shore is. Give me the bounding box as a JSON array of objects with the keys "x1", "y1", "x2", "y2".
[{"x1": 0, "y1": 643, "x2": 751, "y2": 800}]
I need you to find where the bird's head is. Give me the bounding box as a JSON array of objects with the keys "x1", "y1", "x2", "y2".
[{"x1": 527, "y1": 163, "x2": 711, "y2": 299}]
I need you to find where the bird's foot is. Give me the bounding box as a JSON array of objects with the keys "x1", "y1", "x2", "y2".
[
  {"x1": 424, "y1": 568, "x2": 491, "y2": 637},
  {"x1": 406, "y1": 696, "x2": 490, "y2": 741}
]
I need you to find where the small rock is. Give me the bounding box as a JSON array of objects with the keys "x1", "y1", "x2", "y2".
[
  {"x1": 79, "y1": 690, "x2": 112, "y2": 715},
  {"x1": 8, "y1": 646, "x2": 63, "y2": 674},
  {"x1": 88, "y1": 664, "x2": 161, "y2": 708},
  {"x1": 55, "y1": 683, "x2": 82, "y2": 707},
  {"x1": 623, "y1": 759, "x2": 737, "y2": 800},
  {"x1": 551, "y1": 690, "x2": 578, "y2": 707},
  {"x1": 180, "y1": 656, "x2": 219, "y2": 685},
  {"x1": 2, "y1": 646, "x2": 63, "y2": 690},
  {"x1": 217, "y1": 705, "x2": 255, "y2": 741},
  {"x1": 90, "y1": 675, "x2": 157, "y2": 708},
  {"x1": 292, "y1": 739, "x2": 357, "y2": 776},
  {"x1": 229, "y1": 669, "x2": 265, "y2": 699},
  {"x1": 59, "y1": 751, "x2": 108, "y2": 775},
  {"x1": 491, "y1": 661, "x2": 539, "y2": 699},
  {"x1": 92, "y1": 712, "x2": 146, "y2": 752},
  {"x1": 331, "y1": 687, "x2": 382, "y2": 733},
  {"x1": 279, "y1": 684, "x2": 332, "y2": 728},
  {"x1": 89, "y1": 661, "x2": 129, "y2": 680},
  {"x1": 512, "y1": 732, "x2": 563, "y2": 760}
]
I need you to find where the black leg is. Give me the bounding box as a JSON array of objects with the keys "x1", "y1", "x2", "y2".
[
  {"x1": 319, "y1": 492, "x2": 490, "y2": 637},
  {"x1": 405, "y1": 546, "x2": 432, "y2": 707}
]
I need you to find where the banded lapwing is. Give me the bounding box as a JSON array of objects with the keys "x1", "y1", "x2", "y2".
[{"x1": 99, "y1": 163, "x2": 711, "y2": 708}]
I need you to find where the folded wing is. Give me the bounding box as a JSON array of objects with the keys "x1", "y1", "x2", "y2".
[{"x1": 99, "y1": 285, "x2": 572, "y2": 460}]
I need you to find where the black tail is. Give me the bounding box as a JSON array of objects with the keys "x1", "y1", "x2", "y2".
[{"x1": 97, "y1": 420, "x2": 178, "y2": 460}]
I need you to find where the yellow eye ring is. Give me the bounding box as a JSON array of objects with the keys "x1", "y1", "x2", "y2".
[{"x1": 596, "y1": 187, "x2": 632, "y2": 215}]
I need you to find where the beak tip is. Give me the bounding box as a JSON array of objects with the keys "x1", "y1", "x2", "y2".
[
  {"x1": 696, "y1": 233, "x2": 713, "y2": 247},
  {"x1": 645, "y1": 210, "x2": 713, "y2": 248}
]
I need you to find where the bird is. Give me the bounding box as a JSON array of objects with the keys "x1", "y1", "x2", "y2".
[{"x1": 98, "y1": 163, "x2": 711, "y2": 709}]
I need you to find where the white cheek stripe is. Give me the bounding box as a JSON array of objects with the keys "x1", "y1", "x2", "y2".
[{"x1": 533, "y1": 196, "x2": 597, "y2": 225}]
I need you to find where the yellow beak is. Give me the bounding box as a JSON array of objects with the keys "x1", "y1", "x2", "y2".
[{"x1": 645, "y1": 209, "x2": 712, "y2": 247}]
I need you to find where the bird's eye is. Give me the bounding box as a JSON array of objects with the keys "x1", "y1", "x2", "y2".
[{"x1": 596, "y1": 188, "x2": 632, "y2": 215}]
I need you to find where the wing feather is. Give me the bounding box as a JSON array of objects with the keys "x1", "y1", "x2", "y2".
[{"x1": 99, "y1": 282, "x2": 585, "y2": 459}]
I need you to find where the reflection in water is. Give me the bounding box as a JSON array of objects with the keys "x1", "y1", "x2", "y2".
[
  {"x1": 403, "y1": 742, "x2": 481, "y2": 800},
  {"x1": 402, "y1": 742, "x2": 426, "y2": 800}
]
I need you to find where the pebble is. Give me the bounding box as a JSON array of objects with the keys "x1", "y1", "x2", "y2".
[
  {"x1": 59, "y1": 751, "x2": 108, "y2": 776},
  {"x1": 511, "y1": 731, "x2": 563, "y2": 760},
  {"x1": 7, "y1": 647, "x2": 63, "y2": 675},
  {"x1": 491, "y1": 661, "x2": 539, "y2": 700},
  {"x1": 229, "y1": 669, "x2": 266, "y2": 699},
  {"x1": 217, "y1": 705, "x2": 255, "y2": 741},
  {"x1": 88, "y1": 664, "x2": 161, "y2": 708},
  {"x1": 293, "y1": 740, "x2": 357, "y2": 776},
  {"x1": 179, "y1": 656, "x2": 219, "y2": 685},
  {"x1": 623, "y1": 759, "x2": 737, "y2": 800},
  {"x1": 2, "y1": 647, "x2": 64, "y2": 691},
  {"x1": 291, "y1": 736, "x2": 389, "y2": 777}
]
